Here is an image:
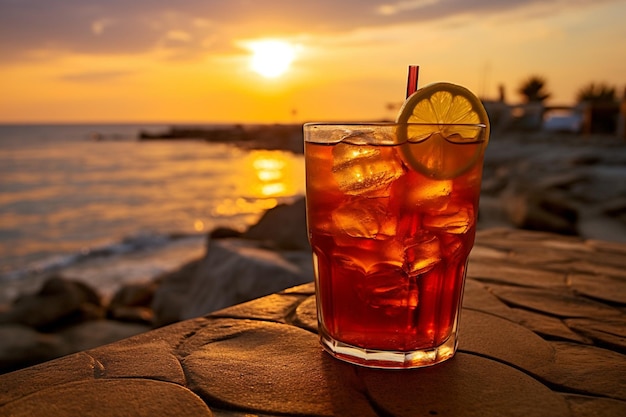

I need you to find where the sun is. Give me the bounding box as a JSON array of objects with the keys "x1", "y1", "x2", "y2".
[{"x1": 248, "y1": 40, "x2": 296, "y2": 79}]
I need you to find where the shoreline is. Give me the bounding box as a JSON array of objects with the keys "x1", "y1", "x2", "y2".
[
  {"x1": 1, "y1": 128, "x2": 625, "y2": 373},
  {"x1": 137, "y1": 123, "x2": 304, "y2": 153},
  {"x1": 2, "y1": 129, "x2": 625, "y2": 304}
]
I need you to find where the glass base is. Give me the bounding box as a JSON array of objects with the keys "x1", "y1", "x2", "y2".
[{"x1": 320, "y1": 330, "x2": 458, "y2": 369}]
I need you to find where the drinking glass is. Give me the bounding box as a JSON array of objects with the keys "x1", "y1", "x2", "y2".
[{"x1": 304, "y1": 122, "x2": 488, "y2": 368}]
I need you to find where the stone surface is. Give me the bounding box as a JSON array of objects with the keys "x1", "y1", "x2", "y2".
[
  {"x1": 458, "y1": 309, "x2": 556, "y2": 372},
  {"x1": 211, "y1": 292, "x2": 308, "y2": 323},
  {"x1": 488, "y1": 285, "x2": 624, "y2": 319},
  {"x1": 534, "y1": 342, "x2": 626, "y2": 401},
  {"x1": 564, "y1": 317, "x2": 626, "y2": 352},
  {"x1": 0, "y1": 379, "x2": 212, "y2": 417},
  {"x1": 361, "y1": 353, "x2": 570, "y2": 417},
  {"x1": 182, "y1": 319, "x2": 333, "y2": 416},
  {"x1": 1, "y1": 228, "x2": 625, "y2": 416},
  {"x1": 510, "y1": 307, "x2": 591, "y2": 343},
  {"x1": 568, "y1": 272, "x2": 626, "y2": 304},
  {"x1": 294, "y1": 295, "x2": 318, "y2": 332},
  {"x1": 461, "y1": 279, "x2": 521, "y2": 322},
  {"x1": 563, "y1": 394, "x2": 626, "y2": 417},
  {"x1": 91, "y1": 341, "x2": 187, "y2": 384}
]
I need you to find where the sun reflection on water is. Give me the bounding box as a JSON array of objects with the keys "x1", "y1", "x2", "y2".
[
  {"x1": 254, "y1": 157, "x2": 286, "y2": 182},
  {"x1": 212, "y1": 149, "x2": 305, "y2": 218}
]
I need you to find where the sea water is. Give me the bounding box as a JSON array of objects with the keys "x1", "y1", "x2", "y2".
[{"x1": 0, "y1": 124, "x2": 305, "y2": 302}]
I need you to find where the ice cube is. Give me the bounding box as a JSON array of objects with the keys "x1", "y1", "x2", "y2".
[
  {"x1": 407, "y1": 176, "x2": 453, "y2": 211},
  {"x1": 332, "y1": 197, "x2": 396, "y2": 239},
  {"x1": 339, "y1": 128, "x2": 397, "y2": 146},
  {"x1": 438, "y1": 233, "x2": 466, "y2": 259},
  {"x1": 333, "y1": 236, "x2": 404, "y2": 277},
  {"x1": 403, "y1": 232, "x2": 442, "y2": 276},
  {"x1": 423, "y1": 203, "x2": 474, "y2": 234},
  {"x1": 332, "y1": 143, "x2": 404, "y2": 197},
  {"x1": 356, "y1": 262, "x2": 419, "y2": 309}
]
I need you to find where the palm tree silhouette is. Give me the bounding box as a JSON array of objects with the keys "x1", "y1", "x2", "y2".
[
  {"x1": 577, "y1": 83, "x2": 616, "y2": 103},
  {"x1": 518, "y1": 76, "x2": 551, "y2": 103}
]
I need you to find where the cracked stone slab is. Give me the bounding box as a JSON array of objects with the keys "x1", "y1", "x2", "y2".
[
  {"x1": 564, "y1": 317, "x2": 626, "y2": 352},
  {"x1": 566, "y1": 259, "x2": 626, "y2": 280},
  {"x1": 488, "y1": 286, "x2": 625, "y2": 319},
  {"x1": 88, "y1": 341, "x2": 186, "y2": 385},
  {"x1": 563, "y1": 393, "x2": 626, "y2": 417},
  {"x1": 458, "y1": 309, "x2": 555, "y2": 372},
  {"x1": 182, "y1": 319, "x2": 348, "y2": 416},
  {"x1": 467, "y1": 244, "x2": 510, "y2": 261},
  {"x1": 502, "y1": 246, "x2": 581, "y2": 267},
  {"x1": 281, "y1": 281, "x2": 316, "y2": 295},
  {"x1": 568, "y1": 272, "x2": 626, "y2": 305},
  {"x1": 510, "y1": 307, "x2": 591, "y2": 344},
  {"x1": 462, "y1": 279, "x2": 521, "y2": 322},
  {"x1": 0, "y1": 379, "x2": 212, "y2": 417},
  {"x1": 533, "y1": 341, "x2": 626, "y2": 401},
  {"x1": 209, "y1": 292, "x2": 307, "y2": 323},
  {"x1": 475, "y1": 228, "x2": 585, "y2": 252},
  {"x1": 0, "y1": 352, "x2": 96, "y2": 405},
  {"x1": 1, "y1": 228, "x2": 625, "y2": 416},
  {"x1": 359, "y1": 353, "x2": 570, "y2": 417},
  {"x1": 571, "y1": 245, "x2": 626, "y2": 271},
  {"x1": 468, "y1": 261, "x2": 567, "y2": 288},
  {"x1": 293, "y1": 295, "x2": 318, "y2": 332}
]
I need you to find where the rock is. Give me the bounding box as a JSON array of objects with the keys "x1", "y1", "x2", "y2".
[
  {"x1": 180, "y1": 238, "x2": 313, "y2": 320},
  {"x1": 209, "y1": 227, "x2": 242, "y2": 239},
  {"x1": 577, "y1": 211, "x2": 626, "y2": 247},
  {"x1": 59, "y1": 320, "x2": 151, "y2": 353},
  {"x1": 151, "y1": 198, "x2": 313, "y2": 326},
  {"x1": 109, "y1": 282, "x2": 156, "y2": 308},
  {"x1": 0, "y1": 276, "x2": 104, "y2": 330},
  {"x1": 0, "y1": 324, "x2": 69, "y2": 374},
  {"x1": 151, "y1": 260, "x2": 201, "y2": 327},
  {"x1": 107, "y1": 306, "x2": 154, "y2": 324},
  {"x1": 243, "y1": 197, "x2": 310, "y2": 250},
  {"x1": 500, "y1": 181, "x2": 578, "y2": 235},
  {"x1": 108, "y1": 282, "x2": 157, "y2": 324},
  {"x1": 480, "y1": 132, "x2": 626, "y2": 242}
]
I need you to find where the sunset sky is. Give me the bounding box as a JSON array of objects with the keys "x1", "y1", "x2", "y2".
[{"x1": 1, "y1": 0, "x2": 625, "y2": 124}]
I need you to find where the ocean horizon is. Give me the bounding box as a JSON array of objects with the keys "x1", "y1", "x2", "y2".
[{"x1": 0, "y1": 123, "x2": 306, "y2": 296}]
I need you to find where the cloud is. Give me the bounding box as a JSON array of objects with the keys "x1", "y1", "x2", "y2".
[
  {"x1": 377, "y1": 0, "x2": 441, "y2": 16},
  {"x1": 58, "y1": 69, "x2": 136, "y2": 83},
  {"x1": 0, "y1": 0, "x2": 617, "y2": 64}
]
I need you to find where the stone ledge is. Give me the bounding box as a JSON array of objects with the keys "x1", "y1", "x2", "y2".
[{"x1": 0, "y1": 228, "x2": 625, "y2": 416}]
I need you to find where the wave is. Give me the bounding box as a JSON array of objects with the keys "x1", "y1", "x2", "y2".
[{"x1": 0, "y1": 231, "x2": 206, "y2": 283}]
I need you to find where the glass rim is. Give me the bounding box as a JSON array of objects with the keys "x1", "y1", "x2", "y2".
[
  {"x1": 303, "y1": 121, "x2": 488, "y2": 128},
  {"x1": 303, "y1": 121, "x2": 488, "y2": 145}
]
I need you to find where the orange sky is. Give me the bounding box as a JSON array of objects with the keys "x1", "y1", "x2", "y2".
[{"x1": 0, "y1": 0, "x2": 625, "y2": 124}]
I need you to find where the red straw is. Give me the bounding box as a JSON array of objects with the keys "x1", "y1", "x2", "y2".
[{"x1": 406, "y1": 65, "x2": 419, "y2": 98}]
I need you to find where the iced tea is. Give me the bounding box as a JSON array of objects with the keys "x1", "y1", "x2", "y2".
[{"x1": 304, "y1": 123, "x2": 487, "y2": 368}]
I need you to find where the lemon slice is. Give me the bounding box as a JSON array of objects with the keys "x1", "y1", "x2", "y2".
[{"x1": 396, "y1": 82, "x2": 490, "y2": 179}]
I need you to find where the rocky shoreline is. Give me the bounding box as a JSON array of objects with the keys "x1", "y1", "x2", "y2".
[
  {"x1": 139, "y1": 123, "x2": 304, "y2": 153},
  {"x1": 478, "y1": 131, "x2": 626, "y2": 243},
  {"x1": 0, "y1": 199, "x2": 313, "y2": 374},
  {"x1": 1, "y1": 129, "x2": 625, "y2": 374}
]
